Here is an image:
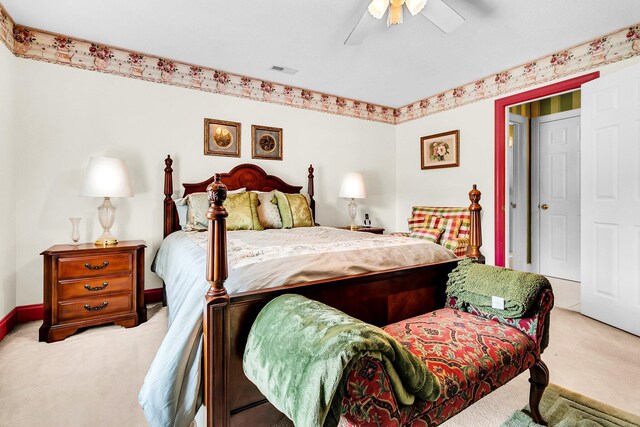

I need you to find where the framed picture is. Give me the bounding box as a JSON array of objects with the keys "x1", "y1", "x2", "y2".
[
  {"x1": 252, "y1": 125, "x2": 283, "y2": 160},
  {"x1": 204, "y1": 118, "x2": 241, "y2": 157},
  {"x1": 420, "y1": 130, "x2": 460, "y2": 170}
]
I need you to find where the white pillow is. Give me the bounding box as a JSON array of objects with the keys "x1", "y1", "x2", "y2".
[
  {"x1": 174, "y1": 199, "x2": 189, "y2": 228},
  {"x1": 174, "y1": 187, "x2": 246, "y2": 231},
  {"x1": 255, "y1": 191, "x2": 283, "y2": 229}
]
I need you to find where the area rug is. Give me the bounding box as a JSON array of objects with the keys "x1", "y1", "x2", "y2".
[{"x1": 501, "y1": 383, "x2": 640, "y2": 426}]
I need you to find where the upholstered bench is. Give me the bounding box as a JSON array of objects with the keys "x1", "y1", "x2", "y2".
[{"x1": 338, "y1": 290, "x2": 554, "y2": 426}]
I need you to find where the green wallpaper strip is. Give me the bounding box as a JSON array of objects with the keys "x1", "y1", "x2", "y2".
[{"x1": 509, "y1": 90, "x2": 580, "y2": 118}]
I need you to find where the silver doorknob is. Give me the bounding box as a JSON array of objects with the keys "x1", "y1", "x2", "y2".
[{"x1": 541, "y1": 204, "x2": 549, "y2": 210}]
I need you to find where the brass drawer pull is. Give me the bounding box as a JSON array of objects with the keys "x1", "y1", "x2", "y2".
[
  {"x1": 84, "y1": 261, "x2": 109, "y2": 270},
  {"x1": 84, "y1": 302, "x2": 108, "y2": 311},
  {"x1": 84, "y1": 282, "x2": 108, "y2": 291}
]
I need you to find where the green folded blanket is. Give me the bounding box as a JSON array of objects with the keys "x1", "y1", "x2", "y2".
[
  {"x1": 447, "y1": 258, "x2": 552, "y2": 318},
  {"x1": 447, "y1": 259, "x2": 553, "y2": 351},
  {"x1": 243, "y1": 294, "x2": 440, "y2": 427}
]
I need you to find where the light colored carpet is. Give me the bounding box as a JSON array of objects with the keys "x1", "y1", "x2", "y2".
[
  {"x1": 0, "y1": 304, "x2": 166, "y2": 427},
  {"x1": 501, "y1": 383, "x2": 640, "y2": 426},
  {"x1": 1, "y1": 301, "x2": 639, "y2": 426}
]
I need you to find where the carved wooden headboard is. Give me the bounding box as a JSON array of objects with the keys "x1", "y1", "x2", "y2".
[{"x1": 163, "y1": 155, "x2": 315, "y2": 237}]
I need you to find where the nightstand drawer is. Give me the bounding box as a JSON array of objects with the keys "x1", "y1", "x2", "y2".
[
  {"x1": 57, "y1": 253, "x2": 133, "y2": 279},
  {"x1": 57, "y1": 274, "x2": 133, "y2": 301},
  {"x1": 57, "y1": 293, "x2": 132, "y2": 323}
]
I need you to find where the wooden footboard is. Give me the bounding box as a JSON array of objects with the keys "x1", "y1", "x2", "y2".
[{"x1": 200, "y1": 173, "x2": 484, "y2": 426}]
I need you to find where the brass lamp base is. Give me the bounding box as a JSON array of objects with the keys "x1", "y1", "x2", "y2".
[
  {"x1": 95, "y1": 238, "x2": 118, "y2": 246},
  {"x1": 95, "y1": 228, "x2": 118, "y2": 246}
]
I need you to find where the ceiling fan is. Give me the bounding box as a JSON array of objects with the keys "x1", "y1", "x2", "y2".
[{"x1": 345, "y1": 0, "x2": 465, "y2": 45}]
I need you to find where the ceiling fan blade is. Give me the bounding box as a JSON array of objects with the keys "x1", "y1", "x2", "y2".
[
  {"x1": 420, "y1": 0, "x2": 465, "y2": 33},
  {"x1": 344, "y1": 9, "x2": 380, "y2": 46}
]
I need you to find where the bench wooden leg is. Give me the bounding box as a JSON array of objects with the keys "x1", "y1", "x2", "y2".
[{"x1": 529, "y1": 360, "x2": 549, "y2": 426}]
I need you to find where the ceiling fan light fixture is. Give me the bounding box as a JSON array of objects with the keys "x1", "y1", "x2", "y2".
[
  {"x1": 388, "y1": 0, "x2": 404, "y2": 26},
  {"x1": 368, "y1": 0, "x2": 389, "y2": 20},
  {"x1": 405, "y1": 0, "x2": 428, "y2": 15}
]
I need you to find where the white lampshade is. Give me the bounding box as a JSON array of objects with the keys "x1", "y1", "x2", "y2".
[
  {"x1": 405, "y1": 0, "x2": 427, "y2": 15},
  {"x1": 80, "y1": 157, "x2": 133, "y2": 198},
  {"x1": 368, "y1": 0, "x2": 389, "y2": 19},
  {"x1": 339, "y1": 173, "x2": 367, "y2": 199}
]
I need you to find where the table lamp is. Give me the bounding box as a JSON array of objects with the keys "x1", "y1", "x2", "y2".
[
  {"x1": 339, "y1": 172, "x2": 367, "y2": 230},
  {"x1": 80, "y1": 157, "x2": 133, "y2": 245}
]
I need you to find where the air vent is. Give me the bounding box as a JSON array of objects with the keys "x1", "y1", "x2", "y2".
[{"x1": 270, "y1": 65, "x2": 298, "y2": 75}]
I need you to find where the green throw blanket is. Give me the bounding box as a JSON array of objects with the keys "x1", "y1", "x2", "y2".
[
  {"x1": 447, "y1": 258, "x2": 552, "y2": 318},
  {"x1": 243, "y1": 294, "x2": 440, "y2": 427},
  {"x1": 447, "y1": 259, "x2": 553, "y2": 350}
]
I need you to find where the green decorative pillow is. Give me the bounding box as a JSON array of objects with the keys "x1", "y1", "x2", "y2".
[
  {"x1": 274, "y1": 191, "x2": 294, "y2": 229},
  {"x1": 286, "y1": 193, "x2": 314, "y2": 227},
  {"x1": 274, "y1": 191, "x2": 313, "y2": 228},
  {"x1": 249, "y1": 192, "x2": 264, "y2": 231},
  {"x1": 224, "y1": 191, "x2": 255, "y2": 231},
  {"x1": 183, "y1": 189, "x2": 254, "y2": 231},
  {"x1": 256, "y1": 191, "x2": 283, "y2": 229}
]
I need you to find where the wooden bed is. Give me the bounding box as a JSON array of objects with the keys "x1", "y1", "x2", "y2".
[{"x1": 161, "y1": 155, "x2": 484, "y2": 427}]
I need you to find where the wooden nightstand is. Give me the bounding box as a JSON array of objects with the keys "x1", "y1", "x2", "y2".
[
  {"x1": 337, "y1": 226, "x2": 385, "y2": 235},
  {"x1": 39, "y1": 240, "x2": 146, "y2": 343}
]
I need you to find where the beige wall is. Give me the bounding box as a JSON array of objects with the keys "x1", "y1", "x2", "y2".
[
  {"x1": 11, "y1": 57, "x2": 396, "y2": 307},
  {"x1": 3, "y1": 39, "x2": 640, "y2": 310},
  {"x1": 0, "y1": 44, "x2": 16, "y2": 318},
  {"x1": 394, "y1": 56, "x2": 640, "y2": 265}
]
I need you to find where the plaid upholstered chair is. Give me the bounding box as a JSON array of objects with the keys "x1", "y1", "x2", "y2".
[{"x1": 392, "y1": 207, "x2": 471, "y2": 257}]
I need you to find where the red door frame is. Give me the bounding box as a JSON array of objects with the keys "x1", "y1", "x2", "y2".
[{"x1": 493, "y1": 71, "x2": 600, "y2": 267}]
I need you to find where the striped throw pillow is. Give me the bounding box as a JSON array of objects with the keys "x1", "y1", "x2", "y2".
[
  {"x1": 408, "y1": 214, "x2": 437, "y2": 231},
  {"x1": 410, "y1": 228, "x2": 444, "y2": 243}
]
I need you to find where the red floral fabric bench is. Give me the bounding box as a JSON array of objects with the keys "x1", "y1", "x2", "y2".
[{"x1": 338, "y1": 290, "x2": 554, "y2": 426}]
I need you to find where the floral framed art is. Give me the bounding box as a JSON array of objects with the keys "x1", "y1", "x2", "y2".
[
  {"x1": 204, "y1": 118, "x2": 241, "y2": 157},
  {"x1": 420, "y1": 130, "x2": 460, "y2": 170},
  {"x1": 251, "y1": 125, "x2": 283, "y2": 160}
]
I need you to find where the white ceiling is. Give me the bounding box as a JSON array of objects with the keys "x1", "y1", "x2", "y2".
[{"x1": 4, "y1": 0, "x2": 640, "y2": 107}]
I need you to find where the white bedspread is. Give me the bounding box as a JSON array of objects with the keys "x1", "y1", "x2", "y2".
[{"x1": 139, "y1": 227, "x2": 455, "y2": 427}]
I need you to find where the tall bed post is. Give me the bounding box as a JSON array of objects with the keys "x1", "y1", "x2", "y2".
[
  {"x1": 204, "y1": 174, "x2": 231, "y2": 427},
  {"x1": 163, "y1": 155, "x2": 177, "y2": 238},
  {"x1": 467, "y1": 184, "x2": 485, "y2": 263},
  {"x1": 308, "y1": 164, "x2": 316, "y2": 222}
]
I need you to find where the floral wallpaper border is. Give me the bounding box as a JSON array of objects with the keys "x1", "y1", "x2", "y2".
[
  {"x1": 0, "y1": 4, "x2": 395, "y2": 124},
  {"x1": 0, "y1": 4, "x2": 14, "y2": 53},
  {"x1": 394, "y1": 24, "x2": 640, "y2": 123},
  {"x1": 0, "y1": 3, "x2": 639, "y2": 125}
]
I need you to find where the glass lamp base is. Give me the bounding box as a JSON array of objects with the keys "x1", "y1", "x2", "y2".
[
  {"x1": 95, "y1": 197, "x2": 118, "y2": 246},
  {"x1": 348, "y1": 198, "x2": 358, "y2": 229}
]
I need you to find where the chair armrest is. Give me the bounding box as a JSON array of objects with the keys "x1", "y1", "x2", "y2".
[
  {"x1": 442, "y1": 237, "x2": 469, "y2": 257},
  {"x1": 447, "y1": 289, "x2": 554, "y2": 353}
]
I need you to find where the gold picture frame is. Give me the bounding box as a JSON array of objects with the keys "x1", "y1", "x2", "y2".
[
  {"x1": 204, "y1": 118, "x2": 241, "y2": 157},
  {"x1": 420, "y1": 130, "x2": 460, "y2": 170},
  {"x1": 251, "y1": 125, "x2": 283, "y2": 160}
]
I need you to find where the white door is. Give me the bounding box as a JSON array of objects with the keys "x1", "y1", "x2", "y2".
[
  {"x1": 581, "y1": 63, "x2": 640, "y2": 336},
  {"x1": 507, "y1": 113, "x2": 529, "y2": 272},
  {"x1": 532, "y1": 110, "x2": 581, "y2": 281}
]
